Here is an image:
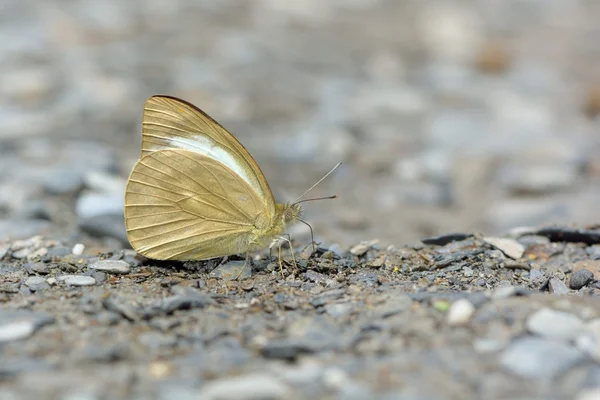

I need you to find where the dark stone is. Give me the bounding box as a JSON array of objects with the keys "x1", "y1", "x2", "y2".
[
  {"x1": 569, "y1": 269, "x2": 594, "y2": 290},
  {"x1": 536, "y1": 227, "x2": 600, "y2": 245},
  {"x1": 421, "y1": 232, "x2": 473, "y2": 246}
]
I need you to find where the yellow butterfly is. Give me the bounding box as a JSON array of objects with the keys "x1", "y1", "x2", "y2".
[{"x1": 125, "y1": 95, "x2": 337, "y2": 265}]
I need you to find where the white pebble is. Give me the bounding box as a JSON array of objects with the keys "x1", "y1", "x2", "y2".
[
  {"x1": 0, "y1": 320, "x2": 35, "y2": 342},
  {"x1": 72, "y1": 243, "x2": 85, "y2": 256},
  {"x1": 447, "y1": 299, "x2": 475, "y2": 326},
  {"x1": 89, "y1": 260, "x2": 130, "y2": 274},
  {"x1": 58, "y1": 275, "x2": 96, "y2": 286}
]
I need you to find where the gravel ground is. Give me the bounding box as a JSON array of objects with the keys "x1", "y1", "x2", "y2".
[
  {"x1": 1, "y1": 0, "x2": 600, "y2": 248},
  {"x1": 2, "y1": 227, "x2": 600, "y2": 399}
]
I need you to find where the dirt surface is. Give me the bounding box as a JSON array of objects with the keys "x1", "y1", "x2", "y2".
[{"x1": 2, "y1": 226, "x2": 600, "y2": 399}]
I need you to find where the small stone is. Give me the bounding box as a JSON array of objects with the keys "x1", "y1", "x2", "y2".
[
  {"x1": 324, "y1": 302, "x2": 354, "y2": 318},
  {"x1": 46, "y1": 246, "x2": 72, "y2": 258},
  {"x1": 58, "y1": 275, "x2": 96, "y2": 286},
  {"x1": 573, "y1": 260, "x2": 600, "y2": 280},
  {"x1": 198, "y1": 373, "x2": 291, "y2": 400},
  {"x1": 0, "y1": 243, "x2": 9, "y2": 259},
  {"x1": 529, "y1": 268, "x2": 543, "y2": 281},
  {"x1": 500, "y1": 337, "x2": 583, "y2": 379},
  {"x1": 421, "y1": 232, "x2": 473, "y2": 246},
  {"x1": 483, "y1": 237, "x2": 525, "y2": 260},
  {"x1": 299, "y1": 244, "x2": 316, "y2": 260},
  {"x1": 0, "y1": 311, "x2": 55, "y2": 342},
  {"x1": 89, "y1": 260, "x2": 130, "y2": 274},
  {"x1": 349, "y1": 240, "x2": 379, "y2": 256},
  {"x1": 161, "y1": 289, "x2": 214, "y2": 314},
  {"x1": 447, "y1": 299, "x2": 475, "y2": 326},
  {"x1": 24, "y1": 276, "x2": 50, "y2": 292},
  {"x1": 527, "y1": 308, "x2": 584, "y2": 340},
  {"x1": 548, "y1": 277, "x2": 570, "y2": 295},
  {"x1": 30, "y1": 262, "x2": 50, "y2": 274},
  {"x1": 209, "y1": 261, "x2": 251, "y2": 281},
  {"x1": 491, "y1": 286, "x2": 517, "y2": 300},
  {"x1": 102, "y1": 297, "x2": 140, "y2": 322},
  {"x1": 570, "y1": 269, "x2": 594, "y2": 290},
  {"x1": 328, "y1": 243, "x2": 345, "y2": 258},
  {"x1": 72, "y1": 243, "x2": 85, "y2": 256}
]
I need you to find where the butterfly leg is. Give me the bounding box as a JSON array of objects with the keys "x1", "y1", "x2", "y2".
[
  {"x1": 234, "y1": 250, "x2": 250, "y2": 280},
  {"x1": 278, "y1": 234, "x2": 297, "y2": 269}
]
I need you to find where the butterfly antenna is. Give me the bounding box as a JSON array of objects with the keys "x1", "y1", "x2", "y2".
[
  {"x1": 294, "y1": 195, "x2": 337, "y2": 205},
  {"x1": 292, "y1": 162, "x2": 342, "y2": 204}
]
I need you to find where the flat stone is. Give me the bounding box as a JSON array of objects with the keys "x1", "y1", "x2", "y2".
[
  {"x1": 0, "y1": 311, "x2": 55, "y2": 342},
  {"x1": 500, "y1": 337, "x2": 584, "y2": 379},
  {"x1": 30, "y1": 262, "x2": 50, "y2": 274},
  {"x1": 527, "y1": 308, "x2": 584, "y2": 340},
  {"x1": 58, "y1": 275, "x2": 96, "y2": 286},
  {"x1": 24, "y1": 276, "x2": 50, "y2": 292},
  {"x1": 89, "y1": 260, "x2": 131, "y2": 274},
  {"x1": 198, "y1": 373, "x2": 291, "y2": 400},
  {"x1": 483, "y1": 237, "x2": 525, "y2": 260},
  {"x1": 349, "y1": 240, "x2": 379, "y2": 256},
  {"x1": 209, "y1": 261, "x2": 251, "y2": 281},
  {"x1": 161, "y1": 287, "x2": 214, "y2": 314}
]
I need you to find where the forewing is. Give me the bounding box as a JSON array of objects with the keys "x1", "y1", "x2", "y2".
[
  {"x1": 141, "y1": 95, "x2": 275, "y2": 216},
  {"x1": 125, "y1": 149, "x2": 267, "y2": 260}
]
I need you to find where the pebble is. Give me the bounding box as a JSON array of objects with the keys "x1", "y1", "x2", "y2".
[
  {"x1": 209, "y1": 260, "x2": 251, "y2": 280},
  {"x1": 30, "y1": 262, "x2": 50, "y2": 274},
  {"x1": 570, "y1": 269, "x2": 594, "y2": 290},
  {"x1": 526, "y1": 308, "x2": 584, "y2": 340},
  {"x1": 483, "y1": 237, "x2": 525, "y2": 260},
  {"x1": 0, "y1": 311, "x2": 55, "y2": 342},
  {"x1": 58, "y1": 275, "x2": 96, "y2": 286},
  {"x1": 46, "y1": 246, "x2": 72, "y2": 258},
  {"x1": 0, "y1": 243, "x2": 9, "y2": 259},
  {"x1": 529, "y1": 268, "x2": 543, "y2": 281},
  {"x1": 490, "y1": 285, "x2": 518, "y2": 300},
  {"x1": 88, "y1": 260, "x2": 130, "y2": 274},
  {"x1": 500, "y1": 337, "x2": 584, "y2": 379},
  {"x1": 349, "y1": 240, "x2": 379, "y2": 256},
  {"x1": 72, "y1": 243, "x2": 85, "y2": 256},
  {"x1": 573, "y1": 260, "x2": 600, "y2": 280},
  {"x1": 198, "y1": 373, "x2": 291, "y2": 400},
  {"x1": 161, "y1": 287, "x2": 214, "y2": 314},
  {"x1": 447, "y1": 299, "x2": 475, "y2": 325},
  {"x1": 24, "y1": 276, "x2": 50, "y2": 292},
  {"x1": 548, "y1": 277, "x2": 570, "y2": 295}
]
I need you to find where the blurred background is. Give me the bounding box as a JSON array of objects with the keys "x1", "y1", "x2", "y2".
[{"x1": 1, "y1": 0, "x2": 599, "y2": 252}]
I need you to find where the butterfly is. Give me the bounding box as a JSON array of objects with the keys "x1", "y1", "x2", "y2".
[{"x1": 124, "y1": 95, "x2": 338, "y2": 266}]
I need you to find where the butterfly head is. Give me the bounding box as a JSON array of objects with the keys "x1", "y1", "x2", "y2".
[{"x1": 282, "y1": 203, "x2": 302, "y2": 224}]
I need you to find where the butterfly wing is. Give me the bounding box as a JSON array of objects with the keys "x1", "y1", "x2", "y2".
[
  {"x1": 141, "y1": 95, "x2": 276, "y2": 217},
  {"x1": 125, "y1": 149, "x2": 271, "y2": 260}
]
